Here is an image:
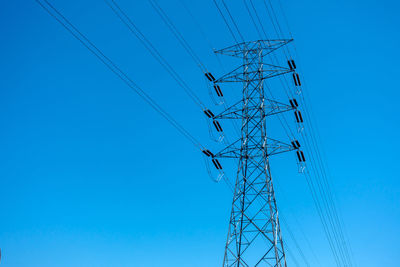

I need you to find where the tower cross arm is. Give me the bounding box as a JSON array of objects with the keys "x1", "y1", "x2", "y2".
[
  {"x1": 215, "y1": 63, "x2": 293, "y2": 83},
  {"x1": 213, "y1": 137, "x2": 296, "y2": 159},
  {"x1": 214, "y1": 39, "x2": 293, "y2": 58},
  {"x1": 214, "y1": 99, "x2": 296, "y2": 120}
]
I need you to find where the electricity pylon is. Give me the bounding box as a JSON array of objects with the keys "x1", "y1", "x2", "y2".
[{"x1": 210, "y1": 40, "x2": 299, "y2": 267}]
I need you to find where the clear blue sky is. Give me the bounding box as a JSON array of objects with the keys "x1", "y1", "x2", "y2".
[{"x1": 1, "y1": 0, "x2": 399, "y2": 266}]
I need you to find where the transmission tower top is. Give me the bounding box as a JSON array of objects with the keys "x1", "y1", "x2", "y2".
[
  {"x1": 215, "y1": 39, "x2": 293, "y2": 58},
  {"x1": 201, "y1": 39, "x2": 301, "y2": 266}
]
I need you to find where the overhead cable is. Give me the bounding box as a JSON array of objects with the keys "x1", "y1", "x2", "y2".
[
  {"x1": 105, "y1": 0, "x2": 206, "y2": 110},
  {"x1": 36, "y1": 0, "x2": 206, "y2": 151}
]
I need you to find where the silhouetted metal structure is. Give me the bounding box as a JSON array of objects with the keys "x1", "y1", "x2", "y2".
[{"x1": 212, "y1": 40, "x2": 298, "y2": 267}]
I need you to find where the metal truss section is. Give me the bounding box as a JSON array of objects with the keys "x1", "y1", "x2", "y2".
[
  {"x1": 215, "y1": 137, "x2": 294, "y2": 159},
  {"x1": 215, "y1": 39, "x2": 293, "y2": 58},
  {"x1": 215, "y1": 63, "x2": 292, "y2": 83},
  {"x1": 217, "y1": 40, "x2": 289, "y2": 267},
  {"x1": 214, "y1": 98, "x2": 294, "y2": 120}
]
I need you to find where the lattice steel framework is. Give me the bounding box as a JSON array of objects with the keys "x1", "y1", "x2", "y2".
[{"x1": 213, "y1": 40, "x2": 295, "y2": 267}]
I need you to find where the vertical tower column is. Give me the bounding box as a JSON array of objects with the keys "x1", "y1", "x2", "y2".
[{"x1": 213, "y1": 41, "x2": 292, "y2": 267}]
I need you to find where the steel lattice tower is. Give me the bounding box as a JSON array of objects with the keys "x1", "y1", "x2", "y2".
[{"x1": 210, "y1": 40, "x2": 298, "y2": 267}]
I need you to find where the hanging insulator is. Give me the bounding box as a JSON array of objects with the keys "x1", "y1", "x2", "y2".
[
  {"x1": 212, "y1": 158, "x2": 222, "y2": 169},
  {"x1": 292, "y1": 73, "x2": 298, "y2": 86},
  {"x1": 296, "y1": 73, "x2": 301, "y2": 86},
  {"x1": 294, "y1": 111, "x2": 299, "y2": 122},
  {"x1": 291, "y1": 59, "x2": 297, "y2": 69},
  {"x1": 214, "y1": 84, "x2": 223, "y2": 97},
  {"x1": 289, "y1": 98, "x2": 299, "y2": 108},
  {"x1": 205, "y1": 73, "x2": 213, "y2": 82},
  {"x1": 292, "y1": 73, "x2": 301, "y2": 86},
  {"x1": 294, "y1": 110, "x2": 304, "y2": 123},
  {"x1": 205, "y1": 72, "x2": 216, "y2": 81},
  {"x1": 291, "y1": 140, "x2": 301, "y2": 149},
  {"x1": 213, "y1": 120, "x2": 223, "y2": 132},
  {"x1": 203, "y1": 109, "x2": 215, "y2": 118},
  {"x1": 298, "y1": 150, "x2": 305, "y2": 162},
  {"x1": 296, "y1": 150, "x2": 306, "y2": 162},
  {"x1": 296, "y1": 140, "x2": 301, "y2": 148},
  {"x1": 298, "y1": 111, "x2": 303, "y2": 122},
  {"x1": 287, "y1": 60, "x2": 294, "y2": 70},
  {"x1": 296, "y1": 151, "x2": 302, "y2": 161},
  {"x1": 209, "y1": 73, "x2": 216, "y2": 81},
  {"x1": 202, "y1": 149, "x2": 214, "y2": 157}
]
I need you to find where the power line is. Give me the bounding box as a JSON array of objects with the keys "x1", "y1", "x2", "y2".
[
  {"x1": 280, "y1": 216, "x2": 311, "y2": 267},
  {"x1": 235, "y1": 1, "x2": 354, "y2": 265},
  {"x1": 212, "y1": 0, "x2": 240, "y2": 44},
  {"x1": 220, "y1": 0, "x2": 245, "y2": 42},
  {"x1": 245, "y1": 1, "x2": 354, "y2": 265},
  {"x1": 35, "y1": 0, "x2": 205, "y2": 151},
  {"x1": 36, "y1": 1, "x2": 356, "y2": 265},
  {"x1": 106, "y1": 0, "x2": 236, "y2": 152},
  {"x1": 249, "y1": 0, "x2": 268, "y2": 39},
  {"x1": 242, "y1": 0, "x2": 263, "y2": 38},
  {"x1": 105, "y1": 0, "x2": 206, "y2": 110},
  {"x1": 148, "y1": 0, "x2": 207, "y2": 72},
  {"x1": 145, "y1": 0, "x2": 242, "y2": 142},
  {"x1": 265, "y1": 0, "x2": 355, "y2": 263},
  {"x1": 178, "y1": 0, "x2": 226, "y2": 72}
]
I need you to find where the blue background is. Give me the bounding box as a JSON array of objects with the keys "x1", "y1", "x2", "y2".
[{"x1": 0, "y1": 0, "x2": 399, "y2": 266}]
